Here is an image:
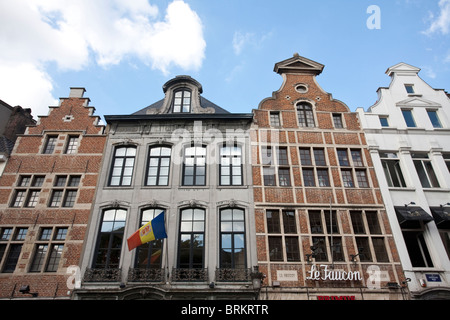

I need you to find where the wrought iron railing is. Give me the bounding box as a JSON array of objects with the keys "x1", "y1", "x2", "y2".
[
  {"x1": 171, "y1": 268, "x2": 208, "y2": 282},
  {"x1": 128, "y1": 268, "x2": 165, "y2": 282},
  {"x1": 215, "y1": 268, "x2": 252, "y2": 282},
  {"x1": 83, "y1": 268, "x2": 122, "y2": 282}
]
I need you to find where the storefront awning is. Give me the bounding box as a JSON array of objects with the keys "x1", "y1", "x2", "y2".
[
  {"x1": 430, "y1": 207, "x2": 450, "y2": 229},
  {"x1": 394, "y1": 206, "x2": 433, "y2": 228}
]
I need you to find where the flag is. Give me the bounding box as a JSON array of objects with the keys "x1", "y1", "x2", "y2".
[{"x1": 127, "y1": 212, "x2": 167, "y2": 251}]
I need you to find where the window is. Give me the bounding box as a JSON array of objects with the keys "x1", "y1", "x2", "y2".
[
  {"x1": 270, "y1": 112, "x2": 281, "y2": 127},
  {"x1": 444, "y1": 153, "x2": 450, "y2": 173},
  {"x1": 405, "y1": 84, "x2": 415, "y2": 94},
  {"x1": 135, "y1": 208, "x2": 164, "y2": 269},
  {"x1": 146, "y1": 146, "x2": 171, "y2": 186},
  {"x1": 380, "y1": 152, "x2": 407, "y2": 188},
  {"x1": 355, "y1": 170, "x2": 369, "y2": 188},
  {"x1": 220, "y1": 208, "x2": 246, "y2": 268},
  {"x1": 403, "y1": 231, "x2": 433, "y2": 267},
  {"x1": 312, "y1": 237, "x2": 328, "y2": 261},
  {"x1": 30, "y1": 227, "x2": 67, "y2": 272},
  {"x1": 300, "y1": 148, "x2": 329, "y2": 187},
  {"x1": 11, "y1": 175, "x2": 44, "y2": 208},
  {"x1": 379, "y1": 116, "x2": 389, "y2": 127},
  {"x1": 178, "y1": 208, "x2": 205, "y2": 269},
  {"x1": 333, "y1": 114, "x2": 344, "y2": 128},
  {"x1": 182, "y1": 145, "x2": 206, "y2": 186},
  {"x1": 268, "y1": 237, "x2": 283, "y2": 261},
  {"x1": 283, "y1": 211, "x2": 297, "y2": 234},
  {"x1": 295, "y1": 84, "x2": 308, "y2": 93},
  {"x1": 341, "y1": 170, "x2": 354, "y2": 187},
  {"x1": 278, "y1": 168, "x2": 291, "y2": 186},
  {"x1": 93, "y1": 209, "x2": 127, "y2": 268},
  {"x1": 402, "y1": 109, "x2": 416, "y2": 127},
  {"x1": 173, "y1": 90, "x2": 191, "y2": 113},
  {"x1": 49, "y1": 175, "x2": 81, "y2": 207},
  {"x1": 277, "y1": 147, "x2": 289, "y2": 165},
  {"x1": 43, "y1": 135, "x2": 58, "y2": 154},
  {"x1": 109, "y1": 146, "x2": 136, "y2": 186},
  {"x1": 297, "y1": 102, "x2": 315, "y2": 127},
  {"x1": 0, "y1": 227, "x2": 27, "y2": 273},
  {"x1": 263, "y1": 167, "x2": 275, "y2": 186},
  {"x1": 308, "y1": 210, "x2": 343, "y2": 262},
  {"x1": 65, "y1": 135, "x2": 79, "y2": 154},
  {"x1": 303, "y1": 169, "x2": 315, "y2": 187},
  {"x1": 266, "y1": 210, "x2": 281, "y2": 233},
  {"x1": 412, "y1": 153, "x2": 440, "y2": 188},
  {"x1": 351, "y1": 150, "x2": 364, "y2": 167},
  {"x1": 427, "y1": 110, "x2": 442, "y2": 128},
  {"x1": 350, "y1": 210, "x2": 389, "y2": 263},
  {"x1": 220, "y1": 145, "x2": 243, "y2": 186},
  {"x1": 299, "y1": 148, "x2": 312, "y2": 165},
  {"x1": 285, "y1": 237, "x2": 300, "y2": 261},
  {"x1": 337, "y1": 149, "x2": 350, "y2": 166}
]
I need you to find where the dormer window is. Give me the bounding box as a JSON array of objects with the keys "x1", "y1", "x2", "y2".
[{"x1": 173, "y1": 89, "x2": 191, "y2": 113}]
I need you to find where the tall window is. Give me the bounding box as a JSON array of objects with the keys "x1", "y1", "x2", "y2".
[
  {"x1": 173, "y1": 90, "x2": 191, "y2": 113},
  {"x1": 220, "y1": 208, "x2": 246, "y2": 268},
  {"x1": 267, "y1": 210, "x2": 300, "y2": 262},
  {"x1": 270, "y1": 112, "x2": 281, "y2": 127},
  {"x1": 308, "y1": 210, "x2": 343, "y2": 262},
  {"x1": 146, "y1": 146, "x2": 171, "y2": 186},
  {"x1": 333, "y1": 114, "x2": 344, "y2": 128},
  {"x1": 30, "y1": 227, "x2": 67, "y2": 272},
  {"x1": 262, "y1": 146, "x2": 291, "y2": 187},
  {"x1": 380, "y1": 152, "x2": 407, "y2": 188},
  {"x1": 109, "y1": 146, "x2": 136, "y2": 186},
  {"x1": 220, "y1": 145, "x2": 243, "y2": 186},
  {"x1": 135, "y1": 208, "x2": 164, "y2": 269},
  {"x1": 178, "y1": 208, "x2": 205, "y2": 269},
  {"x1": 11, "y1": 175, "x2": 44, "y2": 208},
  {"x1": 183, "y1": 145, "x2": 206, "y2": 186},
  {"x1": 412, "y1": 153, "x2": 440, "y2": 188},
  {"x1": 427, "y1": 110, "x2": 442, "y2": 128},
  {"x1": 43, "y1": 135, "x2": 58, "y2": 154},
  {"x1": 299, "y1": 148, "x2": 329, "y2": 187},
  {"x1": 49, "y1": 175, "x2": 81, "y2": 208},
  {"x1": 297, "y1": 102, "x2": 315, "y2": 127},
  {"x1": 403, "y1": 230, "x2": 433, "y2": 267},
  {"x1": 93, "y1": 209, "x2": 127, "y2": 268},
  {"x1": 402, "y1": 109, "x2": 417, "y2": 128},
  {"x1": 0, "y1": 227, "x2": 27, "y2": 273},
  {"x1": 65, "y1": 135, "x2": 79, "y2": 154}
]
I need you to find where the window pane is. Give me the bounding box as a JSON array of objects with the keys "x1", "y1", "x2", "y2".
[
  {"x1": 427, "y1": 110, "x2": 442, "y2": 128},
  {"x1": 402, "y1": 109, "x2": 416, "y2": 127}
]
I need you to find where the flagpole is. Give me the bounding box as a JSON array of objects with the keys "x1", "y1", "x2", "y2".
[{"x1": 164, "y1": 210, "x2": 170, "y2": 284}]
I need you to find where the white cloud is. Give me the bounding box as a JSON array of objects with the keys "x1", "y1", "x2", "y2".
[
  {"x1": 423, "y1": 0, "x2": 450, "y2": 35},
  {"x1": 0, "y1": 0, "x2": 206, "y2": 116}
]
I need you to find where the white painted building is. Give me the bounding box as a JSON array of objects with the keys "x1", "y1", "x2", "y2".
[{"x1": 357, "y1": 63, "x2": 450, "y2": 299}]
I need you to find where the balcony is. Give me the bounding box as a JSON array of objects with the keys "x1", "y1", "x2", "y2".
[
  {"x1": 215, "y1": 268, "x2": 252, "y2": 282},
  {"x1": 128, "y1": 268, "x2": 165, "y2": 282},
  {"x1": 83, "y1": 268, "x2": 122, "y2": 282},
  {"x1": 171, "y1": 268, "x2": 208, "y2": 282}
]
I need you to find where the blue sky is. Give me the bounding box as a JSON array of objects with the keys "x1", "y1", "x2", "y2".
[{"x1": 1, "y1": 0, "x2": 449, "y2": 120}]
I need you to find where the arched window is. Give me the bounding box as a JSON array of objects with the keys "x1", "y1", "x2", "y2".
[
  {"x1": 93, "y1": 208, "x2": 127, "y2": 268},
  {"x1": 296, "y1": 102, "x2": 315, "y2": 127},
  {"x1": 146, "y1": 146, "x2": 171, "y2": 186},
  {"x1": 109, "y1": 146, "x2": 136, "y2": 186},
  {"x1": 134, "y1": 208, "x2": 165, "y2": 269},
  {"x1": 173, "y1": 89, "x2": 191, "y2": 113}
]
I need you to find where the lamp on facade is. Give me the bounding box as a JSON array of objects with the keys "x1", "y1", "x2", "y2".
[
  {"x1": 19, "y1": 285, "x2": 38, "y2": 297},
  {"x1": 404, "y1": 202, "x2": 416, "y2": 207},
  {"x1": 440, "y1": 203, "x2": 450, "y2": 207},
  {"x1": 350, "y1": 248, "x2": 364, "y2": 264},
  {"x1": 251, "y1": 266, "x2": 265, "y2": 290},
  {"x1": 306, "y1": 246, "x2": 317, "y2": 263}
]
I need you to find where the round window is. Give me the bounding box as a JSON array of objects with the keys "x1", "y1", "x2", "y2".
[{"x1": 295, "y1": 84, "x2": 308, "y2": 93}]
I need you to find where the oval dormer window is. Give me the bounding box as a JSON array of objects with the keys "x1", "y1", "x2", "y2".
[{"x1": 173, "y1": 89, "x2": 191, "y2": 113}]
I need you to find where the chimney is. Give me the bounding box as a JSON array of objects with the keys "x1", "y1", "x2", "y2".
[{"x1": 69, "y1": 87, "x2": 86, "y2": 98}]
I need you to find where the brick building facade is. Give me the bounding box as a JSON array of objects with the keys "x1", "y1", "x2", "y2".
[
  {"x1": 0, "y1": 88, "x2": 105, "y2": 299},
  {"x1": 251, "y1": 54, "x2": 407, "y2": 300}
]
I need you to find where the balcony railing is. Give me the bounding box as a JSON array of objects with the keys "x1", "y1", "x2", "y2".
[
  {"x1": 128, "y1": 268, "x2": 165, "y2": 282},
  {"x1": 83, "y1": 268, "x2": 122, "y2": 282},
  {"x1": 171, "y1": 268, "x2": 208, "y2": 282},
  {"x1": 215, "y1": 268, "x2": 252, "y2": 282}
]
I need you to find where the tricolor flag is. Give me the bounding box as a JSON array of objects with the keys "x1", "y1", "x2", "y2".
[{"x1": 127, "y1": 212, "x2": 167, "y2": 251}]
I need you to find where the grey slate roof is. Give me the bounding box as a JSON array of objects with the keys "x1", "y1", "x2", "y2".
[{"x1": 132, "y1": 96, "x2": 230, "y2": 115}]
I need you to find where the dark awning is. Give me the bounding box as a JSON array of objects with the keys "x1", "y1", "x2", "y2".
[
  {"x1": 430, "y1": 207, "x2": 450, "y2": 229},
  {"x1": 395, "y1": 206, "x2": 433, "y2": 228}
]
